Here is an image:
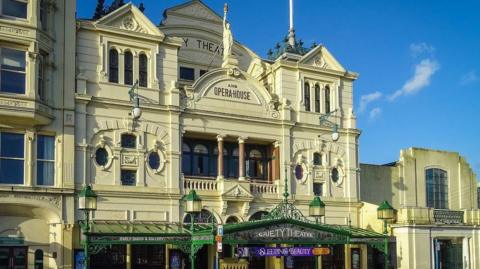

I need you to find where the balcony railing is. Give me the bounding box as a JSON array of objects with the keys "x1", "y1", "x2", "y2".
[
  {"x1": 250, "y1": 182, "x2": 278, "y2": 194},
  {"x1": 433, "y1": 209, "x2": 464, "y2": 225},
  {"x1": 396, "y1": 207, "x2": 480, "y2": 225},
  {"x1": 184, "y1": 178, "x2": 217, "y2": 191},
  {"x1": 220, "y1": 258, "x2": 248, "y2": 269}
]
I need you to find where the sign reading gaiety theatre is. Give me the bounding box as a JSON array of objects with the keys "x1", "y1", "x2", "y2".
[
  {"x1": 222, "y1": 223, "x2": 348, "y2": 244},
  {"x1": 204, "y1": 80, "x2": 261, "y2": 105}
]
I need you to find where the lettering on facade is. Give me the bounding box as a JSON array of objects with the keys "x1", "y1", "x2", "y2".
[
  {"x1": 204, "y1": 81, "x2": 260, "y2": 105},
  {"x1": 182, "y1": 37, "x2": 224, "y2": 56},
  {"x1": 0, "y1": 26, "x2": 29, "y2": 36}
]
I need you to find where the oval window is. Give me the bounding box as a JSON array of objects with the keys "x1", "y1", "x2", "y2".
[
  {"x1": 148, "y1": 151, "x2": 161, "y2": 170},
  {"x1": 331, "y1": 168, "x2": 339, "y2": 183},
  {"x1": 95, "y1": 147, "x2": 109, "y2": 166},
  {"x1": 295, "y1": 165, "x2": 303, "y2": 180}
]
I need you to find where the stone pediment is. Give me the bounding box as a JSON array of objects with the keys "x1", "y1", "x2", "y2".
[
  {"x1": 166, "y1": 0, "x2": 223, "y2": 23},
  {"x1": 95, "y1": 3, "x2": 164, "y2": 37},
  {"x1": 222, "y1": 184, "x2": 253, "y2": 200},
  {"x1": 299, "y1": 46, "x2": 345, "y2": 72}
]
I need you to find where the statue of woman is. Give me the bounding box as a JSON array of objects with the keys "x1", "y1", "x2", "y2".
[{"x1": 223, "y1": 3, "x2": 233, "y2": 61}]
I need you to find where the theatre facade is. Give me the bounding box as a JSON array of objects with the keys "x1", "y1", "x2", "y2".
[{"x1": 73, "y1": 0, "x2": 384, "y2": 268}]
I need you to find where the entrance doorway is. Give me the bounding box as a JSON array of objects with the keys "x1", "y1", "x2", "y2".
[
  {"x1": 132, "y1": 245, "x2": 166, "y2": 269},
  {"x1": 0, "y1": 247, "x2": 27, "y2": 269},
  {"x1": 434, "y1": 239, "x2": 463, "y2": 269}
]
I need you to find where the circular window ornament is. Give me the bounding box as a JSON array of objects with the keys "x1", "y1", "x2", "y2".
[
  {"x1": 294, "y1": 165, "x2": 303, "y2": 180},
  {"x1": 95, "y1": 147, "x2": 108, "y2": 166},
  {"x1": 147, "y1": 149, "x2": 166, "y2": 174}
]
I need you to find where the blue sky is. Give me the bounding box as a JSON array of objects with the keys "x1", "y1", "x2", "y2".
[{"x1": 78, "y1": 0, "x2": 480, "y2": 178}]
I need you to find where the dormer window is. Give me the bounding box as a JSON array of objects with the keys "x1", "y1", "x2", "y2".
[
  {"x1": 108, "y1": 49, "x2": 119, "y2": 83},
  {"x1": 124, "y1": 51, "x2": 133, "y2": 85},
  {"x1": 1, "y1": 0, "x2": 28, "y2": 19}
]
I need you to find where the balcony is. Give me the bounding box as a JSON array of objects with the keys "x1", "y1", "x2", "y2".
[
  {"x1": 183, "y1": 176, "x2": 280, "y2": 197},
  {"x1": 0, "y1": 95, "x2": 54, "y2": 126},
  {"x1": 396, "y1": 207, "x2": 480, "y2": 225}
]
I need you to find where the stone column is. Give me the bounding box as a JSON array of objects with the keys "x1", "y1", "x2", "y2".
[
  {"x1": 272, "y1": 142, "x2": 280, "y2": 182},
  {"x1": 217, "y1": 135, "x2": 225, "y2": 180},
  {"x1": 238, "y1": 137, "x2": 247, "y2": 181}
]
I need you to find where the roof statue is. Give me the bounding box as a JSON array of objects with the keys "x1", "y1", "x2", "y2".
[{"x1": 222, "y1": 3, "x2": 238, "y2": 68}]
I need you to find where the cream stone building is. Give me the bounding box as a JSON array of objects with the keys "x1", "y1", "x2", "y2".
[
  {"x1": 361, "y1": 148, "x2": 480, "y2": 269},
  {"x1": 0, "y1": 0, "x2": 77, "y2": 268}
]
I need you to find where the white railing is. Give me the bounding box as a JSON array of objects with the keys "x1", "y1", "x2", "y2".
[
  {"x1": 184, "y1": 178, "x2": 218, "y2": 191},
  {"x1": 250, "y1": 182, "x2": 278, "y2": 194}
]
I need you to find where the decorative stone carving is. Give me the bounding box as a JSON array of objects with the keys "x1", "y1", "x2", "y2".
[
  {"x1": 121, "y1": 16, "x2": 147, "y2": 33},
  {"x1": 121, "y1": 154, "x2": 138, "y2": 166}
]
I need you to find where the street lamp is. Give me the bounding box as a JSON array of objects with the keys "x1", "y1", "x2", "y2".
[
  {"x1": 184, "y1": 190, "x2": 202, "y2": 269},
  {"x1": 78, "y1": 185, "x2": 97, "y2": 269},
  {"x1": 319, "y1": 110, "x2": 339, "y2": 141},
  {"x1": 128, "y1": 80, "x2": 142, "y2": 120},
  {"x1": 309, "y1": 196, "x2": 326, "y2": 224},
  {"x1": 377, "y1": 200, "x2": 395, "y2": 269}
]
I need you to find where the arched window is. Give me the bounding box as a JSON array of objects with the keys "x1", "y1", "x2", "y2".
[
  {"x1": 426, "y1": 168, "x2": 448, "y2": 209},
  {"x1": 108, "y1": 49, "x2": 119, "y2": 83},
  {"x1": 248, "y1": 149, "x2": 265, "y2": 180},
  {"x1": 124, "y1": 51, "x2": 133, "y2": 85},
  {"x1": 325, "y1": 85, "x2": 331, "y2": 113},
  {"x1": 304, "y1": 82, "x2": 310, "y2": 111},
  {"x1": 249, "y1": 211, "x2": 269, "y2": 221},
  {"x1": 182, "y1": 143, "x2": 192, "y2": 175},
  {"x1": 184, "y1": 209, "x2": 215, "y2": 224},
  {"x1": 121, "y1": 133, "x2": 136, "y2": 148},
  {"x1": 139, "y1": 54, "x2": 148, "y2": 87},
  {"x1": 314, "y1": 84, "x2": 320, "y2": 112},
  {"x1": 226, "y1": 216, "x2": 239, "y2": 224},
  {"x1": 34, "y1": 249, "x2": 43, "y2": 269},
  {"x1": 313, "y1": 153, "x2": 322, "y2": 165},
  {"x1": 193, "y1": 144, "x2": 209, "y2": 176}
]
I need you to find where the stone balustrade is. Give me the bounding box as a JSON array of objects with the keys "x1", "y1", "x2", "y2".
[
  {"x1": 183, "y1": 178, "x2": 218, "y2": 191},
  {"x1": 396, "y1": 207, "x2": 480, "y2": 225},
  {"x1": 250, "y1": 182, "x2": 278, "y2": 194}
]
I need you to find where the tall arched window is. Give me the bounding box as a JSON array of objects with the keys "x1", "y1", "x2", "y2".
[
  {"x1": 124, "y1": 51, "x2": 133, "y2": 85},
  {"x1": 304, "y1": 82, "x2": 310, "y2": 111},
  {"x1": 314, "y1": 84, "x2": 320, "y2": 112},
  {"x1": 426, "y1": 168, "x2": 448, "y2": 209},
  {"x1": 34, "y1": 249, "x2": 43, "y2": 269},
  {"x1": 247, "y1": 149, "x2": 265, "y2": 180},
  {"x1": 182, "y1": 143, "x2": 192, "y2": 175},
  {"x1": 139, "y1": 54, "x2": 148, "y2": 87},
  {"x1": 193, "y1": 144, "x2": 209, "y2": 176},
  {"x1": 325, "y1": 85, "x2": 331, "y2": 113},
  {"x1": 108, "y1": 49, "x2": 119, "y2": 83}
]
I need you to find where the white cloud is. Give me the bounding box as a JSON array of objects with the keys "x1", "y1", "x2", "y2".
[
  {"x1": 359, "y1": 91, "x2": 382, "y2": 113},
  {"x1": 460, "y1": 70, "x2": 478, "y2": 86},
  {"x1": 410, "y1": 42, "x2": 435, "y2": 58},
  {"x1": 389, "y1": 59, "x2": 440, "y2": 100},
  {"x1": 369, "y1": 107, "x2": 382, "y2": 121}
]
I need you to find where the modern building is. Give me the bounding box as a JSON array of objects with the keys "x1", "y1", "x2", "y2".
[
  {"x1": 361, "y1": 147, "x2": 480, "y2": 269},
  {"x1": 0, "y1": 0, "x2": 77, "y2": 268}
]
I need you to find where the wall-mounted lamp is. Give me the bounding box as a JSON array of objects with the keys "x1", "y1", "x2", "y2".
[
  {"x1": 319, "y1": 110, "x2": 339, "y2": 141},
  {"x1": 128, "y1": 80, "x2": 142, "y2": 120}
]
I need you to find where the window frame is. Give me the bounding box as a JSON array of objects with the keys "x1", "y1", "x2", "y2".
[
  {"x1": 120, "y1": 169, "x2": 137, "y2": 186},
  {"x1": 304, "y1": 82, "x2": 310, "y2": 112},
  {"x1": 120, "y1": 133, "x2": 137, "y2": 149},
  {"x1": 138, "y1": 53, "x2": 148, "y2": 88},
  {"x1": 314, "y1": 84, "x2": 320, "y2": 113},
  {"x1": 0, "y1": 47, "x2": 26, "y2": 95},
  {"x1": 325, "y1": 85, "x2": 331, "y2": 113},
  {"x1": 0, "y1": 0, "x2": 28, "y2": 20},
  {"x1": 36, "y1": 134, "x2": 55, "y2": 186},
  {"x1": 108, "y1": 48, "x2": 119, "y2": 83},
  {"x1": 0, "y1": 132, "x2": 25, "y2": 185},
  {"x1": 246, "y1": 146, "x2": 268, "y2": 181},
  {"x1": 124, "y1": 51, "x2": 133, "y2": 85},
  {"x1": 179, "y1": 66, "x2": 195, "y2": 81},
  {"x1": 425, "y1": 168, "x2": 449, "y2": 209},
  {"x1": 39, "y1": 0, "x2": 47, "y2": 31},
  {"x1": 313, "y1": 182, "x2": 323, "y2": 196}
]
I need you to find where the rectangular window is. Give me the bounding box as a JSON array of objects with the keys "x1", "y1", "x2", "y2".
[
  {"x1": 38, "y1": 54, "x2": 46, "y2": 100},
  {"x1": 1, "y1": 0, "x2": 27, "y2": 19},
  {"x1": 0, "y1": 132, "x2": 24, "y2": 184},
  {"x1": 179, "y1": 67, "x2": 195, "y2": 81},
  {"x1": 121, "y1": 170, "x2": 136, "y2": 186},
  {"x1": 314, "y1": 85, "x2": 320, "y2": 113},
  {"x1": 0, "y1": 48, "x2": 26, "y2": 94},
  {"x1": 313, "y1": 182, "x2": 323, "y2": 196},
  {"x1": 37, "y1": 135, "x2": 54, "y2": 186},
  {"x1": 40, "y1": 0, "x2": 47, "y2": 30}
]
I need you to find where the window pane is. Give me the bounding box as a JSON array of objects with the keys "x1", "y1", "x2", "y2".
[
  {"x1": 95, "y1": 148, "x2": 108, "y2": 166},
  {"x1": 179, "y1": 67, "x2": 194, "y2": 80},
  {"x1": 121, "y1": 170, "x2": 136, "y2": 186},
  {"x1": 193, "y1": 144, "x2": 208, "y2": 154},
  {"x1": 304, "y1": 83, "x2": 310, "y2": 111},
  {"x1": 148, "y1": 152, "x2": 160, "y2": 170},
  {"x1": 124, "y1": 52, "x2": 133, "y2": 85},
  {"x1": 139, "y1": 54, "x2": 148, "y2": 87},
  {"x1": 313, "y1": 183, "x2": 323, "y2": 196},
  {"x1": 0, "y1": 159, "x2": 24, "y2": 184},
  {"x1": 1, "y1": 133, "x2": 24, "y2": 157},
  {"x1": 109, "y1": 49, "x2": 119, "y2": 83},
  {"x1": 1, "y1": 70, "x2": 25, "y2": 94},
  {"x1": 37, "y1": 161, "x2": 54, "y2": 186},
  {"x1": 3, "y1": 0, "x2": 27, "y2": 18},
  {"x1": 37, "y1": 135, "x2": 54, "y2": 160},
  {"x1": 121, "y1": 134, "x2": 136, "y2": 148},
  {"x1": 313, "y1": 153, "x2": 322, "y2": 165},
  {"x1": 1, "y1": 48, "x2": 25, "y2": 70}
]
